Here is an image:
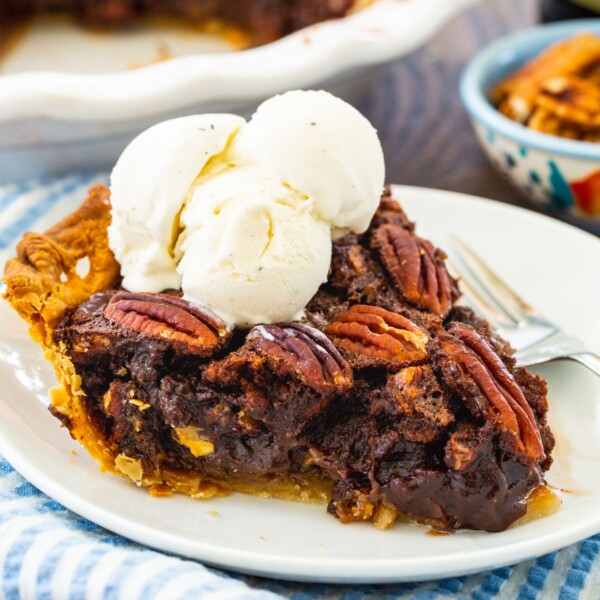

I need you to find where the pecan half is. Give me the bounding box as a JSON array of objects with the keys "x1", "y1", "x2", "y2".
[
  {"x1": 325, "y1": 304, "x2": 428, "y2": 370},
  {"x1": 372, "y1": 224, "x2": 455, "y2": 316},
  {"x1": 104, "y1": 292, "x2": 230, "y2": 356},
  {"x1": 248, "y1": 322, "x2": 353, "y2": 396},
  {"x1": 441, "y1": 323, "x2": 545, "y2": 464}
]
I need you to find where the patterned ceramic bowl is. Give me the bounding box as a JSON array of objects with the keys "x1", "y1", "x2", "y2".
[{"x1": 460, "y1": 20, "x2": 600, "y2": 229}]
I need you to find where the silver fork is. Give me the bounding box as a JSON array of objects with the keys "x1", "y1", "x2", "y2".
[{"x1": 449, "y1": 235, "x2": 600, "y2": 377}]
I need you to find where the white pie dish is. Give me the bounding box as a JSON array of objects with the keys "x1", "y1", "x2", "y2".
[{"x1": 0, "y1": 0, "x2": 479, "y2": 184}]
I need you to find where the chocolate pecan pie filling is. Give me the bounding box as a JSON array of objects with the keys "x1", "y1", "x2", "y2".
[{"x1": 4, "y1": 185, "x2": 556, "y2": 532}]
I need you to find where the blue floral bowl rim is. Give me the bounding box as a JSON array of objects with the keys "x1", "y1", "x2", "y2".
[{"x1": 460, "y1": 19, "x2": 600, "y2": 161}]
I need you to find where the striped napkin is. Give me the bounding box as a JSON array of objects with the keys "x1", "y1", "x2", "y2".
[{"x1": 0, "y1": 174, "x2": 598, "y2": 599}]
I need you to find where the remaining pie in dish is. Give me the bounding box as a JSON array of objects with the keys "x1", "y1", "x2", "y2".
[
  {"x1": 3, "y1": 183, "x2": 556, "y2": 532},
  {"x1": 0, "y1": 0, "x2": 359, "y2": 45}
]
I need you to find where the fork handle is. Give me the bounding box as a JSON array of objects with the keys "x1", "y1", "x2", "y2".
[{"x1": 569, "y1": 352, "x2": 600, "y2": 378}]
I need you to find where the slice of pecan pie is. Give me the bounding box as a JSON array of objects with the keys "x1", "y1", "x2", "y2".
[{"x1": 3, "y1": 185, "x2": 557, "y2": 532}]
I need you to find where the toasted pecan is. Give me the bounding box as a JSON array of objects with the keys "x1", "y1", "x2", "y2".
[
  {"x1": 325, "y1": 304, "x2": 428, "y2": 370},
  {"x1": 372, "y1": 224, "x2": 456, "y2": 316},
  {"x1": 440, "y1": 323, "x2": 545, "y2": 465},
  {"x1": 494, "y1": 33, "x2": 600, "y2": 141},
  {"x1": 104, "y1": 291, "x2": 230, "y2": 356},
  {"x1": 248, "y1": 323, "x2": 353, "y2": 396}
]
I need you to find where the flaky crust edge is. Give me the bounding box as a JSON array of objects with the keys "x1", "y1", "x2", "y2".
[{"x1": 3, "y1": 184, "x2": 121, "y2": 474}]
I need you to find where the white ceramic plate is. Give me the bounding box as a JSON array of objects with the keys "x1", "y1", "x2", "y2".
[
  {"x1": 0, "y1": 185, "x2": 599, "y2": 584},
  {"x1": 0, "y1": 0, "x2": 480, "y2": 183}
]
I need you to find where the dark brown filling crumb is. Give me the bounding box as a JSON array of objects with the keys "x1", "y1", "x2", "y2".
[{"x1": 53, "y1": 190, "x2": 555, "y2": 532}]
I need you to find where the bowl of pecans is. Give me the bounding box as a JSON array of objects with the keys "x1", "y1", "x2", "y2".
[{"x1": 460, "y1": 20, "x2": 600, "y2": 227}]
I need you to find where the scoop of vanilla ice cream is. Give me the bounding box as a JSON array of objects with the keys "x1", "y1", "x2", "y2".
[
  {"x1": 177, "y1": 165, "x2": 331, "y2": 326},
  {"x1": 109, "y1": 113, "x2": 244, "y2": 292},
  {"x1": 108, "y1": 90, "x2": 385, "y2": 328},
  {"x1": 229, "y1": 90, "x2": 385, "y2": 235}
]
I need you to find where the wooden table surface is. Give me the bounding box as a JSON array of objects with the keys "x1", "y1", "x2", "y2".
[{"x1": 360, "y1": 0, "x2": 543, "y2": 209}]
